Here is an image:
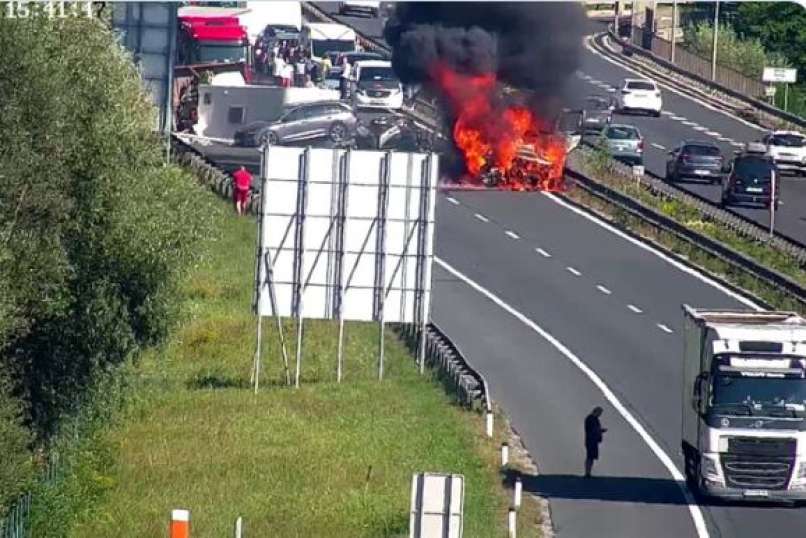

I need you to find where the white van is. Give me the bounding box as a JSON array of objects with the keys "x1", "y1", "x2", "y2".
[
  {"x1": 300, "y1": 22, "x2": 357, "y2": 62},
  {"x1": 351, "y1": 60, "x2": 403, "y2": 110}
]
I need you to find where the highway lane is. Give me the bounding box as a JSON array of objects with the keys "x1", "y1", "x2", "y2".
[
  {"x1": 433, "y1": 190, "x2": 806, "y2": 538},
  {"x1": 309, "y1": 2, "x2": 806, "y2": 243}
]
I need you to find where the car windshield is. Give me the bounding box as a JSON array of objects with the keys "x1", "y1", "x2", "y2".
[
  {"x1": 626, "y1": 81, "x2": 655, "y2": 91},
  {"x1": 197, "y1": 44, "x2": 247, "y2": 63},
  {"x1": 770, "y1": 134, "x2": 805, "y2": 147},
  {"x1": 313, "y1": 40, "x2": 354, "y2": 58},
  {"x1": 359, "y1": 67, "x2": 397, "y2": 82},
  {"x1": 734, "y1": 157, "x2": 773, "y2": 181},
  {"x1": 605, "y1": 126, "x2": 639, "y2": 140},
  {"x1": 684, "y1": 145, "x2": 721, "y2": 156},
  {"x1": 586, "y1": 98, "x2": 610, "y2": 110},
  {"x1": 711, "y1": 374, "x2": 806, "y2": 415}
]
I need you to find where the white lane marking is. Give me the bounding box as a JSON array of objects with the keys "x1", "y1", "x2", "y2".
[
  {"x1": 731, "y1": 141, "x2": 745, "y2": 147},
  {"x1": 717, "y1": 136, "x2": 733, "y2": 142},
  {"x1": 693, "y1": 126, "x2": 709, "y2": 132},
  {"x1": 671, "y1": 115, "x2": 686, "y2": 121},
  {"x1": 505, "y1": 230, "x2": 520, "y2": 240},
  {"x1": 447, "y1": 196, "x2": 460, "y2": 205},
  {"x1": 474, "y1": 213, "x2": 489, "y2": 223},
  {"x1": 542, "y1": 192, "x2": 762, "y2": 310},
  {"x1": 597, "y1": 284, "x2": 612, "y2": 295},
  {"x1": 566, "y1": 266, "x2": 582, "y2": 276},
  {"x1": 660, "y1": 110, "x2": 674, "y2": 116},
  {"x1": 651, "y1": 142, "x2": 666, "y2": 150},
  {"x1": 705, "y1": 130, "x2": 721, "y2": 137},
  {"x1": 435, "y1": 257, "x2": 711, "y2": 538},
  {"x1": 681, "y1": 120, "x2": 697, "y2": 126},
  {"x1": 536, "y1": 247, "x2": 552, "y2": 258},
  {"x1": 606, "y1": 87, "x2": 617, "y2": 92},
  {"x1": 657, "y1": 323, "x2": 675, "y2": 334},
  {"x1": 585, "y1": 35, "x2": 764, "y2": 133},
  {"x1": 628, "y1": 304, "x2": 643, "y2": 314},
  {"x1": 588, "y1": 78, "x2": 603, "y2": 85}
]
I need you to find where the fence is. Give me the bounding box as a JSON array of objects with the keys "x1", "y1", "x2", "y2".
[{"x1": 631, "y1": 26, "x2": 767, "y2": 100}]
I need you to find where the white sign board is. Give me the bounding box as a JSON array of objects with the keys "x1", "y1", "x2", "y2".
[
  {"x1": 256, "y1": 146, "x2": 438, "y2": 324},
  {"x1": 762, "y1": 67, "x2": 797, "y2": 84},
  {"x1": 410, "y1": 473, "x2": 464, "y2": 538}
]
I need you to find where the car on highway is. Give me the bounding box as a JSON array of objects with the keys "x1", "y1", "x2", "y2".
[
  {"x1": 351, "y1": 60, "x2": 404, "y2": 110},
  {"x1": 327, "y1": 50, "x2": 387, "y2": 67},
  {"x1": 720, "y1": 145, "x2": 779, "y2": 209},
  {"x1": 616, "y1": 78, "x2": 662, "y2": 117},
  {"x1": 665, "y1": 141, "x2": 725, "y2": 184},
  {"x1": 760, "y1": 130, "x2": 806, "y2": 177},
  {"x1": 233, "y1": 101, "x2": 358, "y2": 147},
  {"x1": 598, "y1": 123, "x2": 644, "y2": 165},
  {"x1": 581, "y1": 95, "x2": 614, "y2": 133},
  {"x1": 338, "y1": 1, "x2": 380, "y2": 17}
]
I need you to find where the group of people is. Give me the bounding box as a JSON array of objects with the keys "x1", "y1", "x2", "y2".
[{"x1": 255, "y1": 40, "x2": 333, "y2": 89}]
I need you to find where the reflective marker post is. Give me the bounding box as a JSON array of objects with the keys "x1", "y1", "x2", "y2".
[{"x1": 770, "y1": 169, "x2": 777, "y2": 238}]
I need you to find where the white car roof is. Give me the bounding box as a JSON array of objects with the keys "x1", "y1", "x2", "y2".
[
  {"x1": 770, "y1": 130, "x2": 804, "y2": 137},
  {"x1": 355, "y1": 60, "x2": 393, "y2": 69},
  {"x1": 624, "y1": 78, "x2": 657, "y2": 86}
]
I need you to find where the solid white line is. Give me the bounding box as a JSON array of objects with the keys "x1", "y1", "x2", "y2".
[
  {"x1": 586, "y1": 35, "x2": 764, "y2": 132},
  {"x1": 435, "y1": 257, "x2": 711, "y2": 538},
  {"x1": 566, "y1": 266, "x2": 582, "y2": 276},
  {"x1": 705, "y1": 131, "x2": 721, "y2": 137},
  {"x1": 657, "y1": 323, "x2": 675, "y2": 334},
  {"x1": 447, "y1": 196, "x2": 460, "y2": 205},
  {"x1": 541, "y1": 192, "x2": 762, "y2": 311},
  {"x1": 628, "y1": 304, "x2": 643, "y2": 314},
  {"x1": 651, "y1": 142, "x2": 666, "y2": 150},
  {"x1": 671, "y1": 115, "x2": 686, "y2": 121},
  {"x1": 474, "y1": 213, "x2": 489, "y2": 223},
  {"x1": 596, "y1": 284, "x2": 612, "y2": 295},
  {"x1": 535, "y1": 248, "x2": 552, "y2": 258},
  {"x1": 505, "y1": 230, "x2": 520, "y2": 240}
]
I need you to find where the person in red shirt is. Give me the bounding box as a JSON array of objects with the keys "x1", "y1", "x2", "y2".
[{"x1": 232, "y1": 166, "x2": 253, "y2": 216}]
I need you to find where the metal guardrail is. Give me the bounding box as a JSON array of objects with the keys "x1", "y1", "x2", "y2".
[
  {"x1": 605, "y1": 25, "x2": 806, "y2": 129},
  {"x1": 565, "y1": 157, "x2": 806, "y2": 309}
]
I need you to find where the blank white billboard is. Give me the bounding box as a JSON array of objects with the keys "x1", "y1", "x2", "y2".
[{"x1": 255, "y1": 146, "x2": 438, "y2": 324}]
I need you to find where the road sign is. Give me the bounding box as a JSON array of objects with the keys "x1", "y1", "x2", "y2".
[
  {"x1": 410, "y1": 473, "x2": 464, "y2": 538},
  {"x1": 762, "y1": 67, "x2": 797, "y2": 84}
]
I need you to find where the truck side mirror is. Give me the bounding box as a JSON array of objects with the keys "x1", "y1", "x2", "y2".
[{"x1": 693, "y1": 373, "x2": 709, "y2": 414}]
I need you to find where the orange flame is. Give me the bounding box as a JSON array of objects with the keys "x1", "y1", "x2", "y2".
[{"x1": 432, "y1": 65, "x2": 567, "y2": 191}]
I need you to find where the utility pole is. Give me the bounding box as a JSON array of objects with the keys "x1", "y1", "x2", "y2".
[
  {"x1": 711, "y1": 0, "x2": 720, "y2": 81},
  {"x1": 670, "y1": 0, "x2": 677, "y2": 63}
]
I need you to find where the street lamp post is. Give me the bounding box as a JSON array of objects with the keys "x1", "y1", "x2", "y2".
[
  {"x1": 670, "y1": 0, "x2": 677, "y2": 63},
  {"x1": 711, "y1": 0, "x2": 720, "y2": 81}
]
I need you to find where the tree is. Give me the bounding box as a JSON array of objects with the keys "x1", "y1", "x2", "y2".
[{"x1": 734, "y1": 2, "x2": 806, "y2": 76}]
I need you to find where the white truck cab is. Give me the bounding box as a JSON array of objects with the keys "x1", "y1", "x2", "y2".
[
  {"x1": 300, "y1": 22, "x2": 357, "y2": 62},
  {"x1": 761, "y1": 130, "x2": 806, "y2": 177},
  {"x1": 682, "y1": 307, "x2": 806, "y2": 502}
]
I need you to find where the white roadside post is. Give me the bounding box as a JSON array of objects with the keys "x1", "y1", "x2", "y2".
[
  {"x1": 632, "y1": 164, "x2": 644, "y2": 187},
  {"x1": 514, "y1": 476, "x2": 523, "y2": 509},
  {"x1": 234, "y1": 517, "x2": 243, "y2": 538},
  {"x1": 508, "y1": 507, "x2": 517, "y2": 538},
  {"x1": 501, "y1": 443, "x2": 510, "y2": 467},
  {"x1": 770, "y1": 168, "x2": 777, "y2": 238},
  {"x1": 486, "y1": 410, "x2": 494, "y2": 438}
]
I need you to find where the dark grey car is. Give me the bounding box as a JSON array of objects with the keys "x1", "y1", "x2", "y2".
[
  {"x1": 582, "y1": 95, "x2": 614, "y2": 133},
  {"x1": 666, "y1": 141, "x2": 725, "y2": 184},
  {"x1": 233, "y1": 102, "x2": 358, "y2": 147}
]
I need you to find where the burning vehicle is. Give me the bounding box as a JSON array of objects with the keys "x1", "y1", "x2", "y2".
[{"x1": 384, "y1": 2, "x2": 586, "y2": 192}]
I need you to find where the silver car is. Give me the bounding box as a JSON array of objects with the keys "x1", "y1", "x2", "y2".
[
  {"x1": 599, "y1": 123, "x2": 644, "y2": 165},
  {"x1": 234, "y1": 102, "x2": 358, "y2": 147}
]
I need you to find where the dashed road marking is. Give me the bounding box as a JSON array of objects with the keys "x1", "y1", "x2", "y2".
[
  {"x1": 693, "y1": 126, "x2": 708, "y2": 131},
  {"x1": 535, "y1": 248, "x2": 552, "y2": 258},
  {"x1": 606, "y1": 87, "x2": 617, "y2": 92},
  {"x1": 474, "y1": 213, "x2": 489, "y2": 223},
  {"x1": 505, "y1": 230, "x2": 520, "y2": 240},
  {"x1": 731, "y1": 141, "x2": 745, "y2": 147},
  {"x1": 671, "y1": 115, "x2": 686, "y2": 121},
  {"x1": 705, "y1": 130, "x2": 720, "y2": 137},
  {"x1": 651, "y1": 143, "x2": 666, "y2": 150},
  {"x1": 682, "y1": 120, "x2": 698, "y2": 126},
  {"x1": 657, "y1": 323, "x2": 674, "y2": 334},
  {"x1": 627, "y1": 304, "x2": 643, "y2": 314},
  {"x1": 447, "y1": 196, "x2": 460, "y2": 205},
  {"x1": 717, "y1": 136, "x2": 733, "y2": 142},
  {"x1": 566, "y1": 266, "x2": 582, "y2": 276},
  {"x1": 660, "y1": 111, "x2": 674, "y2": 116},
  {"x1": 596, "y1": 284, "x2": 612, "y2": 295}
]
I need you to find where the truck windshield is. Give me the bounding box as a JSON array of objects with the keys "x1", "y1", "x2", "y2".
[
  {"x1": 313, "y1": 40, "x2": 354, "y2": 58},
  {"x1": 198, "y1": 44, "x2": 246, "y2": 63},
  {"x1": 711, "y1": 374, "x2": 806, "y2": 415}
]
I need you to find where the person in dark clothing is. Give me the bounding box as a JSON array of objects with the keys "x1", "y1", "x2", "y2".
[{"x1": 584, "y1": 406, "x2": 607, "y2": 477}]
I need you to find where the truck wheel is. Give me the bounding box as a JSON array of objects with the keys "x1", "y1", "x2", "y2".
[
  {"x1": 260, "y1": 131, "x2": 279, "y2": 146},
  {"x1": 329, "y1": 122, "x2": 347, "y2": 142}
]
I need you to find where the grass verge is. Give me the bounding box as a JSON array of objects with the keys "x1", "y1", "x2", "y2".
[{"x1": 42, "y1": 194, "x2": 542, "y2": 537}]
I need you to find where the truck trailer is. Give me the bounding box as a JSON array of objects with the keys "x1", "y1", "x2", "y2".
[{"x1": 681, "y1": 306, "x2": 806, "y2": 502}]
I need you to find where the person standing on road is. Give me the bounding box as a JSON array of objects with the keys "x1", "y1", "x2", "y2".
[
  {"x1": 584, "y1": 406, "x2": 607, "y2": 478},
  {"x1": 340, "y1": 59, "x2": 352, "y2": 100},
  {"x1": 272, "y1": 53, "x2": 285, "y2": 86},
  {"x1": 295, "y1": 54, "x2": 306, "y2": 87},
  {"x1": 232, "y1": 166, "x2": 252, "y2": 216}
]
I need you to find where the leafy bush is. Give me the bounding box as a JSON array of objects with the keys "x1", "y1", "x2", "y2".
[
  {"x1": 0, "y1": 367, "x2": 33, "y2": 514},
  {"x1": 684, "y1": 22, "x2": 775, "y2": 78}
]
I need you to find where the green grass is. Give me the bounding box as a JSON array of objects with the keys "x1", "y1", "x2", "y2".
[{"x1": 57, "y1": 198, "x2": 539, "y2": 537}]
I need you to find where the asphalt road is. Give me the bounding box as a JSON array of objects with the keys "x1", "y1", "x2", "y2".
[{"x1": 311, "y1": 3, "x2": 806, "y2": 244}]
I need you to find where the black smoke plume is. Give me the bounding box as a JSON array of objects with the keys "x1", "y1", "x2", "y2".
[{"x1": 384, "y1": 2, "x2": 587, "y2": 114}]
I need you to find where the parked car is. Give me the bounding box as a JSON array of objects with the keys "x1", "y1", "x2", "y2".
[
  {"x1": 617, "y1": 78, "x2": 662, "y2": 117},
  {"x1": 233, "y1": 101, "x2": 358, "y2": 147},
  {"x1": 599, "y1": 123, "x2": 644, "y2": 165},
  {"x1": 324, "y1": 66, "x2": 343, "y2": 91},
  {"x1": 338, "y1": 1, "x2": 380, "y2": 17},
  {"x1": 351, "y1": 60, "x2": 404, "y2": 110},
  {"x1": 760, "y1": 130, "x2": 806, "y2": 177},
  {"x1": 330, "y1": 50, "x2": 387, "y2": 67},
  {"x1": 665, "y1": 141, "x2": 725, "y2": 184},
  {"x1": 582, "y1": 95, "x2": 614, "y2": 133},
  {"x1": 720, "y1": 147, "x2": 779, "y2": 209}
]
